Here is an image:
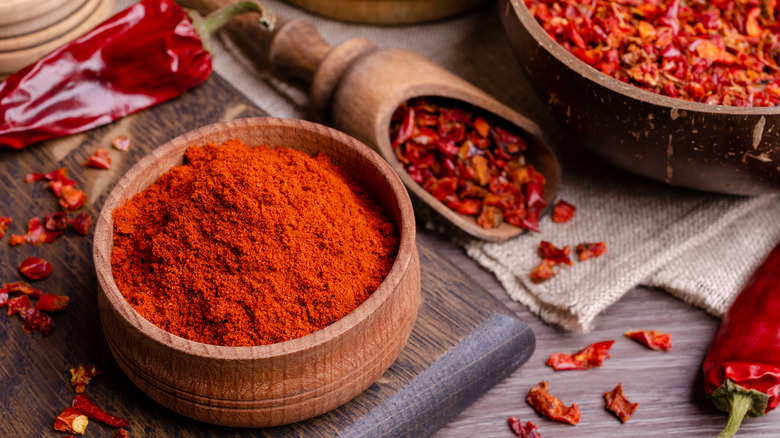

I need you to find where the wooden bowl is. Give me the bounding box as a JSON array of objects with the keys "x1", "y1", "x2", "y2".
[
  {"x1": 93, "y1": 117, "x2": 420, "y2": 427},
  {"x1": 0, "y1": 0, "x2": 87, "y2": 39},
  {"x1": 283, "y1": 0, "x2": 492, "y2": 25},
  {"x1": 500, "y1": 0, "x2": 780, "y2": 195}
]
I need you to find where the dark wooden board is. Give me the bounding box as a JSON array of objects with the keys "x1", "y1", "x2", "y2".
[{"x1": 0, "y1": 74, "x2": 534, "y2": 437}]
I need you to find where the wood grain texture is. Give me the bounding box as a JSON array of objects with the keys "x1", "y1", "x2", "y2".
[
  {"x1": 0, "y1": 0, "x2": 87, "y2": 38},
  {"x1": 0, "y1": 74, "x2": 535, "y2": 436},
  {"x1": 282, "y1": 0, "x2": 492, "y2": 25},
  {"x1": 0, "y1": 0, "x2": 101, "y2": 52}
]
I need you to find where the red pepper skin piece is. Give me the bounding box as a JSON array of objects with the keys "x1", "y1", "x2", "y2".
[
  {"x1": 576, "y1": 242, "x2": 606, "y2": 261},
  {"x1": 21, "y1": 308, "x2": 55, "y2": 335},
  {"x1": 538, "y1": 241, "x2": 572, "y2": 266},
  {"x1": 84, "y1": 148, "x2": 112, "y2": 170},
  {"x1": 604, "y1": 383, "x2": 638, "y2": 423},
  {"x1": 59, "y1": 186, "x2": 88, "y2": 211},
  {"x1": 69, "y1": 212, "x2": 93, "y2": 236},
  {"x1": 6, "y1": 295, "x2": 31, "y2": 317},
  {"x1": 552, "y1": 200, "x2": 576, "y2": 223},
  {"x1": 0, "y1": 216, "x2": 11, "y2": 238},
  {"x1": 18, "y1": 256, "x2": 53, "y2": 280},
  {"x1": 507, "y1": 417, "x2": 541, "y2": 437},
  {"x1": 526, "y1": 381, "x2": 581, "y2": 425},
  {"x1": 45, "y1": 212, "x2": 69, "y2": 232},
  {"x1": 0, "y1": 291, "x2": 7, "y2": 308},
  {"x1": 36, "y1": 294, "x2": 70, "y2": 312},
  {"x1": 547, "y1": 340, "x2": 615, "y2": 370},
  {"x1": 54, "y1": 407, "x2": 89, "y2": 435},
  {"x1": 9, "y1": 234, "x2": 27, "y2": 246},
  {"x1": 114, "y1": 429, "x2": 130, "y2": 438},
  {"x1": 70, "y1": 364, "x2": 101, "y2": 394},
  {"x1": 72, "y1": 394, "x2": 130, "y2": 428},
  {"x1": 625, "y1": 329, "x2": 672, "y2": 351},
  {"x1": 0, "y1": 0, "x2": 212, "y2": 150},
  {"x1": 2, "y1": 281, "x2": 43, "y2": 298},
  {"x1": 112, "y1": 135, "x2": 131, "y2": 151},
  {"x1": 703, "y1": 242, "x2": 780, "y2": 437}
]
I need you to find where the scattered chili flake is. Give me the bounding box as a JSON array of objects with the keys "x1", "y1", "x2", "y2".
[
  {"x1": 26, "y1": 217, "x2": 62, "y2": 245},
  {"x1": 70, "y1": 364, "x2": 101, "y2": 394},
  {"x1": 1, "y1": 281, "x2": 43, "y2": 298},
  {"x1": 54, "y1": 407, "x2": 89, "y2": 435},
  {"x1": 604, "y1": 383, "x2": 638, "y2": 423},
  {"x1": 18, "y1": 256, "x2": 53, "y2": 280},
  {"x1": 21, "y1": 307, "x2": 54, "y2": 335},
  {"x1": 72, "y1": 394, "x2": 130, "y2": 428},
  {"x1": 576, "y1": 242, "x2": 606, "y2": 261},
  {"x1": 546, "y1": 340, "x2": 615, "y2": 370},
  {"x1": 44, "y1": 212, "x2": 69, "y2": 231},
  {"x1": 526, "y1": 381, "x2": 581, "y2": 425},
  {"x1": 26, "y1": 167, "x2": 75, "y2": 186},
  {"x1": 523, "y1": 0, "x2": 780, "y2": 106},
  {"x1": 36, "y1": 294, "x2": 70, "y2": 312},
  {"x1": 9, "y1": 234, "x2": 26, "y2": 246},
  {"x1": 0, "y1": 291, "x2": 7, "y2": 307},
  {"x1": 0, "y1": 216, "x2": 11, "y2": 238},
  {"x1": 84, "y1": 148, "x2": 112, "y2": 169},
  {"x1": 68, "y1": 212, "x2": 93, "y2": 236},
  {"x1": 529, "y1": 259, "x2": 557, "y2": 284},
  {"x1": 59, "y1": 185, "x2": 88, "y2": 211},
  {"x1": 112, "y1": 135, "x2": 131, "y2": 152},
  {"x1": 552, "y1": 200, "x2": 576, "y2": 223},
  {"x1": 539, "y1": 241, "x2": 572, "y2": 266},
  {"x1": 390, "y1": 97, "x2": 547, "y2": 231},
  {"x1": 114, "y1": 429, "x2": 130, "y2": 438},
  {"x1": 625, "y1": 329, "x2": 672, "y2": 351},
  {"x1": 6, "y1": 295, "x2": 31, "y2": 317},
  {"x1": 508, "y1": 417, "x2": 542, "y2": 437}
]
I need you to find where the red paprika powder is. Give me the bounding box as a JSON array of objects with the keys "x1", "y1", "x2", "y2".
[{"x1": 111, "y1": 139, "x2": 399, "y2": 346}]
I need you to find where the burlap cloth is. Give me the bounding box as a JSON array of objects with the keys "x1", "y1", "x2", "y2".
[{"x1": 119, "y1": 0, "x2": 780, "y2": 332}]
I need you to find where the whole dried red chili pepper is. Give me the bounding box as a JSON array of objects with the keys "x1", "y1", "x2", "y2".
[
  {"x1": 703, "y1": 242, "x2": 780, "y2": 437},
  {"x1": 526, "y1": 381, "x2": 580, "y2": 425},
  {"x1": 54, "y1": 407, "x2": 89, "y2": 435},
  {"x1": 18, "y1": 256, "x2": 53, "y2": 280},
  {"x1": 72, "y1": 394, "x2": 130, "y2": 428},
  {"x1": 604, "y1": 383, "x2": 638, "y2": 423},
  {"x1": 0, "y1": 0, "x2": 275, "y2": 150},
  {"x1": 625, "y1": 329, "x2": 672, "y2": 351},
  {"x1": 547, "y1": 340, "x2": 614, "y2": 370}
]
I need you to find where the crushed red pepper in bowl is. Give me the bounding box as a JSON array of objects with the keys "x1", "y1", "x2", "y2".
[
  {"x1": 390, "y1": 97, "x2": 548, "y2": 231},
  {"x1": 111, "y1": 139, "x2": 399, "y2": 347}
]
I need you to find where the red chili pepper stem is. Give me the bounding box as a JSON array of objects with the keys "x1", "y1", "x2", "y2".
[
  {"x1": 186, "y1": 1, "x2": 276, "y2": 52},
  {"x1": 710, "y1": 379, "x2": 769, "y2": 438}
]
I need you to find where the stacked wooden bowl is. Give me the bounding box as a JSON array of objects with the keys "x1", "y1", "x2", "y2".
[{"x1": 0, "y1": 0, "x2": 115, "y2": 78}]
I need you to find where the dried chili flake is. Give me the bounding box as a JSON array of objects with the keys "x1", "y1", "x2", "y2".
[
  {"x1": 45, "y1": 212, "x2": 69, "y2": 231},
  {"x1": 547, "y1": 340, "x2": 615, "y2": 370},
  {"x1": 529, "y1": 259, "x2": 557, "y2": 284},
  {"x1": 552, "y1": 200, "x2": 576, "y2": 223},
  {"x1": 6, "y1": 295, "x2": 31, "y2": 317},
  {"x1": 70, "y1": 364, "x2": 101, "y2": 394},
  {"x1": 524, "y1": 0, "x2": 780, "y2": 106},
  {"x1": 68, "y1": 212, "x2": 93, "y2": 236},
  {"x1": 26, "y1": 217, "x2": 62, "y2": 245},
  {"x1": 526, "y1": 381, "x2": 581, "y2": 425},
  {"x1": 54, "y1": 407, "x2": 89, "y2": 435},
  {"x1": 0, "y1": 216, "x2": 11, "y2": 238},
  {"x1": 9, "y1": 234, "x2": 26, "y2": 246},
  {"x1": 114, "y1": 429, "x2": 130, "y2": 438},
  {"x1": 0, "y1": 291, "x2": 7, "y2": 307},
  {"x1": 2, "y1": 281, "x2": 43, "y2": 298},
  {"x1": 21, "y1": 307, "x2": 54, "y2": 335},
  {"x1": 625, "y1": 329, "x2": 672, "y2": 351},
  {"x1": 508, "y1": 417, "x2": 541, "y2": 437},
  {"x1": 390, "y1": 97, "x2": 546, "y2": 231},
  {"x1": 604, "y1": 383, "x2": 638, "y2": 423},
  {"x1": 72, "y1": 394, "x2": 130, "y2": 428},
  {"x1": 539, "y1": 241, "x2": 572, "y2": 266},
  {"x1": 59, "y1": 185, "x2": 88, "y2": 211},
  {"x1": 576, "y1": 242, "x2": 606, "y2": 261},
  {"x1": 18, "y1": 256, "x2": 52, "y2": 280},
  {"x1": 26, "y1": 167, "x2": 75, "y2": 186},
  {"x1": 84, "y1": 148, "x2": 112, "y2": 169},
  {"x1": 36, "y1": 294, "x2": 70, "y2": 312},
  {"x1": 112, "y1": 135, "x2": 131, "y2": 152}
]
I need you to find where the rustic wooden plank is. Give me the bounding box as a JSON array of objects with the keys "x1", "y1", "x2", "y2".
[{"x1": 0, "y1": 74, "x2": 534, "y2": 436}]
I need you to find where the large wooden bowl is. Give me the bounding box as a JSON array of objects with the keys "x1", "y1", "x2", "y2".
[
  {"x1": 283, "y1": 0, "x2": 491, "y2": 24},
  {"x1": 500, "y1": 0, "x2": 780, "y2": 195},
  {"x1": 93, "y1": 117, "x2": 420, "y2": 427}
]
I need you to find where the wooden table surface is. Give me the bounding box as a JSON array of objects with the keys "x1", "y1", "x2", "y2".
[{"x1": 419, "y1": 228, "x2": 780, "y2": 438}]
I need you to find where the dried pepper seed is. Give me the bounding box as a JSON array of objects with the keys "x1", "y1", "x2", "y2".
[
  {"x1": 70, "y1": 364, "x2": 101, "y2": 394},
  {"x1": 0, "y1": 216, "x2": 11, "y2": 238},
  {"x1": 18, "y1": 256, "x2": 53, "y2": 280},
  {"x1": 68, "y1": 212, "x2": 93, "y2": 236},
  {"x1": 21, "y1": 308, "x2": 54, "y2": 335},
  {"x1": 54, "y1": 407, "x2": 89, "y2": 435},
  {"x1": 539, "y1": 241, "x2": 572, "y2": 266},
  {"x1": 547, "y1": 340, "x2": 615, "y2": 370},
  {"x1": 552, "y1": 200, "x2": 576, "y2": 223},
  {"x1": 526, "y1": 381, "x2": 581, "y2": 425},
  {"x1": 1, "y1": 281, "x2": 43, "y2": 298},
  {"x1": 625, "y1": 330, "x2": 672, "y2": 351},
  {"x1": 44, "y1": 212, "x2": 69, "y2": 231},
  {"x1": 523, "y1": 0, "x2": 780, "y2": 106},
  {"x1": 72, "y1": 394, "x2": 130, "y2": 428},
  {"x1": 6, "y1": 295, "x2": 31, "y2": 317},
  {"x1": 576, "y1": 242, "x2": 606, "y2": 261},
  {"x1": 112, "y1": 135, "x2": 131, "y2": 152},
  {"x1": 508, "y1": 417, "x2": 541, "y2": 437},
  {"x1": 390, "y1": 97, "x2": 547, "y2": 231},
  {"x1": 604, "y1": 383, "x2": 638, "y2": 423},
  {"x1": 59, "y1": 185, "x2": 88, "y2": 211},
  {"x1": 36, "y1": 294, "x2": 70, "y2": 312},
  {"x1": 84, "y1": 148, "x2": 112, "y2": 169}
]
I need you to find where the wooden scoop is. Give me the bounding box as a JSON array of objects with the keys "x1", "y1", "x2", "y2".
[{"x1": 179, "y1": 0, "x2": 560, "y2": 242}]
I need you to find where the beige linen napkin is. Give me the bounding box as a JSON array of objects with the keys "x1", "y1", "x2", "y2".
[{"x1": 117, "y1": 0, "x2": 780, "y2": 332}]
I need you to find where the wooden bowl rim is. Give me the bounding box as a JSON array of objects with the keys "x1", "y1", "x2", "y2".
[
  {"x1": 0, "y1": 0, "x2": 74, "y2": 26},
  {"x1": 0, "y1": 0, "x2": 100, "y2": 53},
  {"x1": 94, "y1": 117, "x2": 416, "y2": 360},
  {"x1": 509, "y1": 0, "x2": 780, "y2": 116}
]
